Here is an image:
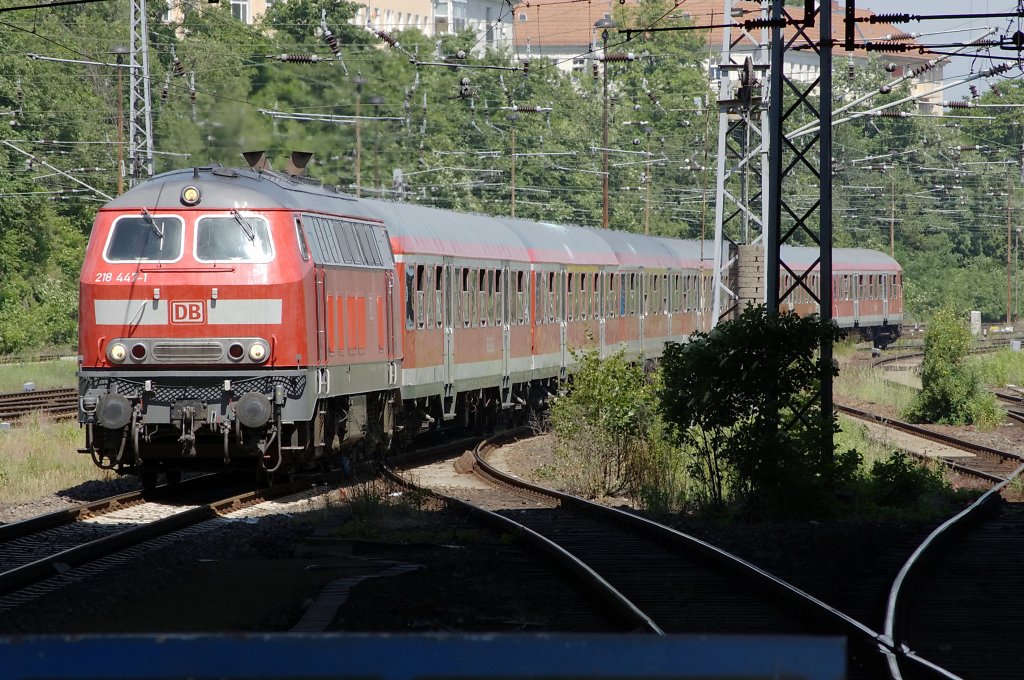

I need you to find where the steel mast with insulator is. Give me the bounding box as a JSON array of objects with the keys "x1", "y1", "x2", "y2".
[
  {"x1": 711, "y1": 0, "x2": 771, "y2": 328},
  {"x1": 127, "y1": 0, "x2": 154, "y2": 185}
]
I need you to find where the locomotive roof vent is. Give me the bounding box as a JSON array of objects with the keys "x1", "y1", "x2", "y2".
[
  {"x1": 242, "y1": 150, "x2": 271, "y2": 171},
  {"x1": 286, "y1": 151, "x2": 313, "y2": 177}
]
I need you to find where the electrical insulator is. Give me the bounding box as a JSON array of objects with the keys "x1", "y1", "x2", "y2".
[
  {"x1": 276, "y1": 54, "x2": 322, "y2": 63},
  {"x1": 945, "y1": 101, "x2": 972, "y2": 109},
  {"x1": 992, "y1": 84, "x2": 1002, "y2": 96},
  {"x1": 970, "y1": 84, "x2": 980, "y2": 99},
  {"x1": 632, "y1": 138, "x2": 640, "y2": 146},
  {"x1": 161, "y1": 79, "x2": 169, "y2": 102},
  {"x1": 455, "y1": 50, "x2": 467, "y2": 59},
  {"x1": 592, "y1": 62, "x2": 599, "y2": 78},
  {"x1": 602, "y1": 53, "x2": 635, "y2": 63},
  {"x1": 879, "y1": 85, "x2": 892, "y2": 94},
  {"x1": 870, "y1": 13, "x2": 911, "y2": 23},
  {"x1": 885, "y1": 63, "x2": 897, "y2": 72},
  {"x1": 173, "y1": 57, "x2": 186, "y2": 77},
  {"x1": 15, "y1": 82, "x2": 23, "y2": 104},
  {"x1": 190, "y1": 84, "x2": 196, "y2": 104},
  {"x1": 323, "y1": 28, "x2": 341, "y2": 56},
  {"x1": 633, "y1": 102, "x2": 641, "y2": 111},
  {"x1": 375, "y1": 30, "x2": 399, "y2": 48},
  {"x1": 847, "y1": 62, "x2": 855, "y2": 79},
  {"x1": 522, "y1": 59, "x2": 530, "y2": 75},
  {"x1": 878, "y1": 111, "x2": 909, "y2": 118}
]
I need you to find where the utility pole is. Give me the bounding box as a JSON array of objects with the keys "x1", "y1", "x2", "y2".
[
  {"x1": 508, "y1": 112, "x2": 518, "y2": 218},
  {"x1": 112, "y1": 45, "x2": 128, "y2": 195},
  {"x1": 353, "y1": 75, "x2": 365, "y2": 197},
  {"x1": 370, "y1": 96, "x2": 383, "y2": 194},
  {"x1": 595, "y1": 17, "x2": 615, "y2": 228},
  {"x1": 889, "y1": 173, "x2": 896, "y2": 258},
  {"x1": 1008, "y1": 173, "x2": 1014, "y2": 325},
  {"x1": 643, "y1": 125, "x2": 652, "y2": 235}
]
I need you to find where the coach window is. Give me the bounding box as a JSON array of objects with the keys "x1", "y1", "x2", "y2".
[
  {"x1": 461, "y1": 268, "x2": 471, "y2": 327},
  {"x1": 593, "y1": 273, "x2": 601, "y2": 319},
  {"x1": 477, "y1": 270, "x2": 487, "y2": 327},
  {"x1": 606, "y1": 273, "x2": 616, "y2": 318},
  {"x1": 416, "y1": 264, "x2": 428, "y2": 328},
  {"x1": 516, "y1": 271, "x2": 527, "y2": 324},
  {"x1": 470, "y1": 268, "x2": 479, "y2": 327},
  {"x1": 196, "y1": 215, "x2": 272, "y2": 263},
  {"x1": 566, "y1": 273, "x2": 575, "y2": 322},
  {"x1": 294, "y1": 219, "x2": 310, "y2": 262},
  {"x1": 405, "y1": 265, "x2": 415, "y2": 330},
  {"x1": 434, "y1": 265, "x2": 444, "y2": 328}
]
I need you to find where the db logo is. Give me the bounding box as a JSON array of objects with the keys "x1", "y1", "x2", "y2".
[{"x1": 171, "y1": 301, "x2": 206, "y2": 324}]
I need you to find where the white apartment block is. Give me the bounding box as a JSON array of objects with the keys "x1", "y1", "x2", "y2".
[{"x1": 169, "y1": 0, "x2": 513, "y2": 56}]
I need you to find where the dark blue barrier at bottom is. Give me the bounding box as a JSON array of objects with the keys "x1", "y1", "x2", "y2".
[{"x1": 1, "y1": 633, "x2": 845, "y2": 680}]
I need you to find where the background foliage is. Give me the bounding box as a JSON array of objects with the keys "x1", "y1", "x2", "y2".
[{"x1": 0, "y1": 0, "x2": 1020, "y2": 351}]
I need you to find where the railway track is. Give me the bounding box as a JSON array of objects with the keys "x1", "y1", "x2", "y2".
[
  {"x1": 388, "y1": 430, "x2": 895, "y2": 678},
  {"x1": 836, "y1": 404, "x2": 1023, "y2": 483},
  {"x1": 0, "y1": 474, "x2": 326, "y2": 612},
  {"x1": 0, "y1": 387, "x2": 77, "y2": 421},
  {"x1": 884, "y1": 462, "x2": 1024, "y2": 679}
]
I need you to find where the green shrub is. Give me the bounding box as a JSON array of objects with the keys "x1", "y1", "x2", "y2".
[{"x1": 904, "y1": 306, "x2": 1005, "y2": 428}]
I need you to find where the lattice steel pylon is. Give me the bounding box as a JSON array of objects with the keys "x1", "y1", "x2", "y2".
[
  {"x1": 128, "y1": 0, "x2": 155, "y2": 185},
  {"x1": 766, "y1": 1, "x2": 834, "y2": 460},
  {"x1": 711, "y1": 0, "x2": 770, "y2": 326}
]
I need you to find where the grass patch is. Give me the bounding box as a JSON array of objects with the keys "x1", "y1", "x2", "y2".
[
  {"x1": 835, "y1": 415, "x2": 979, "y2": 520},
  {"x1": 835, "y1": 363, "x2": 918, "y2": 410},
  {"x1": 0, "y1": 358, "x2": 77, "y2": 393},
  {"x1": 0, "y1": 413, "x2": 113, "y2": 503},
  {"x1": 326, "y1": 478, "x2": 483, "y2": 544},
  {"x1": 969, "y1": 348, "x2": 1024, "y2": 389}
]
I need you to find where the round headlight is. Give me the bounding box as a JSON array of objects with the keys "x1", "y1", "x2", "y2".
[
  {"x1": 109, "y1": 343, "x2": 127, "y2": 363},
  {"x1": 248, "y1": 343, "x2": 267, "y2": 362},
  {"x1": 180, "y1": 185, "x2": 201, "y2": 206}
]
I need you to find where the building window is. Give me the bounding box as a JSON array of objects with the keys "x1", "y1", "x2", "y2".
[
  {"x1": 231, "y1": 0, "x2": 249, "y2": 23},
  {"x1": 518, "y1": 12, "x2": 527, "y2": 21}
]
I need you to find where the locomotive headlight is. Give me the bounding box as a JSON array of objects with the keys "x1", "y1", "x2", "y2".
[
  {"x1": 248, "y1": 342, "x2": 267, "y2": 362},
  {"x1": 108, "y1": 343, "x2": 127, "y2": 363},
  {"x1": 180, "y1": 185, "x2": 201, "y2": 206}
]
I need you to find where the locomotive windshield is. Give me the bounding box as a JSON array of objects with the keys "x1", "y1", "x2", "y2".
[
  {"x1": 196, "y1": 215, "x2": 273, "y2": 262},
  {"x1": 105, "y1": 215, "x2": 183, "y2": 261}
]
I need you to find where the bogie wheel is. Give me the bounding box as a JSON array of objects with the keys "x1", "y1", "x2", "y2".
[{"x1": 139, "y1": 470, "x2": 159, "y2": 492}]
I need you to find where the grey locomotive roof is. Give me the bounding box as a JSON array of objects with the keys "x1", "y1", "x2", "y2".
[{"x1": 104, "y1": 167, "x2": 360, "y2": 215}]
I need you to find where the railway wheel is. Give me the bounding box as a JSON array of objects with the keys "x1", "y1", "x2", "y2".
[{"x1": 139, "y1": 470, "x2": 159, "y2": 492}]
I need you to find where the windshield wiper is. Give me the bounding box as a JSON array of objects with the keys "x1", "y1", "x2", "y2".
[
  {"x1": 141, "y1": 208, "x2": 164, "y2": 243},
  {"x1": 231, "y1": 209, "x2": 256, "y2": 242}
]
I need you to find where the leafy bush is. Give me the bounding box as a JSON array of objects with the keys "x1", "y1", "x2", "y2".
[
  {"x1": 903, "y1": 306, "x2": 1004, "y2": 427},
  {"x1": 549, "y1": 347, "x2": 689, "y2": 509},
  {"x1": 660, "y1": 305, "x2": 848, "y2": 516}
]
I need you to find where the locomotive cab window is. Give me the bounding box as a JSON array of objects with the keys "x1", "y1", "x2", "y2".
[
  {"x1": 196, "y1": 215, "x2": 273, "y2": 263},
  {"x1": 106, "y1": 215, "x2": 184, "y2": 262}
]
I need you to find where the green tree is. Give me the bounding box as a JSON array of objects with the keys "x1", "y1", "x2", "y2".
[{"x1": 660, "y1": 305, "x2": 848, "y2": 515}]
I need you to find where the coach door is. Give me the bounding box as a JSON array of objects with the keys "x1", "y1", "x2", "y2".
[
  {"x1": 853, "y1": 274, "x2": 861, "y2": 325},
  {"x1": 501, "y1": 264, "x2": 511, "y2": 405},
  {"x1": 882, "y1": 274, "x2": 889, "y2": 322},
  {"x1": 443, "y1": 259, "x2": 455, "y2": 416},
  {"x1": 313, "y1": 264, "x2": 328, "y2": 367}
]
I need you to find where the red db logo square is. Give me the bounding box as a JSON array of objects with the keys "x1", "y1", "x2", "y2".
[{"x1": 171, "y1": 301, "x2": 206, "y2": 324}]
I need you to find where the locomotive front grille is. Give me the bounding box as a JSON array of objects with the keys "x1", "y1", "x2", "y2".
[{"x1": 151, "y1": 341, "x2": 224, "y2": 362}]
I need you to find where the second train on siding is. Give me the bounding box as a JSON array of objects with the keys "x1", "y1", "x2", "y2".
[{"x1": 77, "y1": 156, "x2": 903, "y2": 486}]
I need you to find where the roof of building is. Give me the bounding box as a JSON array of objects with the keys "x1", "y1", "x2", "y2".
[{"x1": 511, "y1": 0, "x2": 932, "y2": 64}]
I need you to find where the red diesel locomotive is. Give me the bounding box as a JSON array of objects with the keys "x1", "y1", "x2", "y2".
[{"x1": 77, "y1": 155, "x2": 901, "y2": 486}]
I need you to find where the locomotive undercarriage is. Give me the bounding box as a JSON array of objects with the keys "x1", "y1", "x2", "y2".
[{"x1": 79, "y1": 368, "x2": 561, "y2": 489}]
